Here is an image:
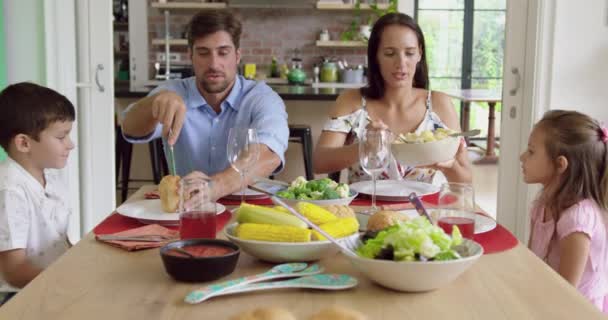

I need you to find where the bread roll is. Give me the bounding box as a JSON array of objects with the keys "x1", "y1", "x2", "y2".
[
  {"x1": 230, "y1": 307, "x2": 296, "y2": 320},
  {"x1": 309, "y1": 306, "x2": 367, "y2": 320},
  {"x1": 159, "y1": 175, "x2": 180, "y2": 213},
  {"x1": 366, "y1": 210, "x2": 410, "y2": 232}
]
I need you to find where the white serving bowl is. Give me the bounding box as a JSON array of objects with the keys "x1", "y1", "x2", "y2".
[
  {"x1": 225, "y1": 222, "x2": 359, "y2": 263},
  {"x1": 271, "y1": 190, "x2": 358, "y2": 208},
  {"x1": 343, "y1": 236, "x2": 483, "y2": 292},
  {"x1": 391, "y1": 136, "x2": 460, "y2": 167}
]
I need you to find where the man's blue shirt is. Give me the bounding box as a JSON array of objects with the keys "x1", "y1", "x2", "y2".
[{"x1": 123, "y1": 75, "x2": 289, "y2": 176}]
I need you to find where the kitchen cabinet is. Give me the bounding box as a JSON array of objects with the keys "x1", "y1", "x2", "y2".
[{"x1": 315, "y1": 2, "x2": 390, "y2": 10}]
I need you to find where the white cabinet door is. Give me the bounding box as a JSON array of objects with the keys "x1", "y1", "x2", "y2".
[
  {"x1": 497, "y1": 0, "x2": 550, "y2": 242},
  {"x1": 75, "y1": 0, "x2": 116, "y2": 235}
]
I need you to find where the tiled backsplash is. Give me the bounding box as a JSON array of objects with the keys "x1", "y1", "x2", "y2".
[{"x1": 148, "y1": 2, "x2": 369, "y2": 77}]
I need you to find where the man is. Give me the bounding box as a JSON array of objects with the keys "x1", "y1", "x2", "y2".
[{"x1": 122, "y1": 11, "x2": 289, "y2": 199}]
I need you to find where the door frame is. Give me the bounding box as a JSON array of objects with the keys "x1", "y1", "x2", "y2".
[
  {"x1": 43, "y1": 0, "x2": 115, "y2": 240},
  {"x1": 43, "y1": 0, "x2": 82, "y2": 242},
  {"x1": 497, "y1": 0, "x2": 554, "y2": 242}
]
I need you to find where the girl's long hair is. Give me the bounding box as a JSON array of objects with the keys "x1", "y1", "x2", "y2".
[{"x1": 536, "y1": 110, "x2": 608, "y2": 219}]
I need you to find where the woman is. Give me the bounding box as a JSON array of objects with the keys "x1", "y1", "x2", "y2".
[{"x1": 313, "y1": 13, "x2": 471, "y2": 184}]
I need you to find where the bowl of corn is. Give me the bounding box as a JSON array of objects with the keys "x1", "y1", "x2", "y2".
[
  {"x1": 391, "y1": 128, "x2": 460, "y2": 167},
  {"x1": 224, "y1": 203, "x2": 360, "y2": 263}
]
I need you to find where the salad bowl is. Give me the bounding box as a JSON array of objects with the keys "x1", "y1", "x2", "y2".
[
  {"x1": 342, "y1": 217, "x2": 483, "y2": 292},
  {"x1": 391, "y1": 129, "x2": 460, "y2": 167}
]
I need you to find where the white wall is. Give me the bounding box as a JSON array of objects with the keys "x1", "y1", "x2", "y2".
[
  {"x1": 547, "y1": 0, "x2": 608, "y2": 120},
  {"x1": 3, "y1": 0, "x2": 46, "y2": 84}
]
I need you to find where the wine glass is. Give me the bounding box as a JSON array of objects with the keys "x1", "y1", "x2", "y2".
[
  {"x1": 359, "y1": 129, "x2": 391, "y2": 213},
  {"x1": 227, "y1": 128, "x2": 260, "y2": 204}
]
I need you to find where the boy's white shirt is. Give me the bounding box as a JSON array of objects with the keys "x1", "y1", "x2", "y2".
[{"x1": 0, "y1": 157, "x2": 71, "y2": 292}]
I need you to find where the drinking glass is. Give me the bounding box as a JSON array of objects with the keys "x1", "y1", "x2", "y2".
[
  {"x1": 436, "y1": 182, "x2": 476, "y2": 239},
  {"x1": 359, "y1": 129, "x2": 391, "y2": 213},
  {"x1": 227, "y1": 128, "x2": 260, "y2": 204},
  {"x1": 179, "y1": 177, "x2": 217, "y2": 239}
]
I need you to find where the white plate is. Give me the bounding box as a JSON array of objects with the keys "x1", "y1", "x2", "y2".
[
  {"x1": 224, "y1": 188, "x2": 269, "y2": 200},
  {"x1": 349, "y1": 180, "x2": 439, "y2": 202},
  {"x1": 224, "y1": 182, "x2": 283, "y2": 200},
  {"x1": 116, "y1": 199, "x2": 226, "y2": 226},
  {"x1": 356, "y1": 209, "x2": 496, "y2": 234}
]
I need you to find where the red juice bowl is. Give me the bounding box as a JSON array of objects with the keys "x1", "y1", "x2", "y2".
[{"x1": 160, "y1": 239, "x2": 240, "y2": 282}]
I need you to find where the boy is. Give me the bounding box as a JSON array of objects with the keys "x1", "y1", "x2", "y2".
[{"x1": 0, "y1": 82, "x2": 75, "y2": 303}]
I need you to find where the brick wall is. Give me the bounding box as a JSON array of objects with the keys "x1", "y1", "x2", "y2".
[{"x1": 147, "y1": 1, "x2": 370, "y2": 77}]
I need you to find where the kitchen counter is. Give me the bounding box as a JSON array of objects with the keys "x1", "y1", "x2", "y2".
[{"x1": 115, "y1": 83, "x2": 348, "y2": 101}]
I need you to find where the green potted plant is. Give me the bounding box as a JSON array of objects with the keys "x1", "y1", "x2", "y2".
[{"x1": 340, "y1": 0, "x2": 398, "y2": 42}]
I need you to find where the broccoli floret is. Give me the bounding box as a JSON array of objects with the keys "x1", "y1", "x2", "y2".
[
  {"x1": 310, "y1": 191, "x2": 324, "y2": 200},
  {"x1": 296, "y1": 193, "x2": 312, "y2": 200},
  {"x1": 335, "y1": 183, "x2": 350, "y2": 198},
  {"x1": 322, "y1": 188, "x2": 340, "y2": 200},
  {"x1": 290, "y1": 176, "x2": 307, "y2": 189},
  {"x1": 276, "y1": 190, "x2": 295, "y2": 199}
]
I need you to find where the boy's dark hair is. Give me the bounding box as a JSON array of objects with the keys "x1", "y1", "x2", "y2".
[
  {"x1": 187, "y1": 10, "x2": 242, "y2": 49},
  {"x1": 0, "y1": 82, "x2": 76, "y2": 150}
]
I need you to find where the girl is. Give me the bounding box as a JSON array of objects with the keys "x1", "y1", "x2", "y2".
[{"x1": 520, "y1": 110, "x2": 608, "y2": 312}]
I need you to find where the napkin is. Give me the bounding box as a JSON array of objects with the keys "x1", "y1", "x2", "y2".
[{"x1": 95, "y1": 224, "x2": 179, "y2": 251}]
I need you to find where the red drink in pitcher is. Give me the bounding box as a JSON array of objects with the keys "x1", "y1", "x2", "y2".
[
  {"x1": 179, "y1": 211, "x2": 217, "y2": 239},
  {"x1": 438, "y1": 216, "x2": 475, "y2": 239}
]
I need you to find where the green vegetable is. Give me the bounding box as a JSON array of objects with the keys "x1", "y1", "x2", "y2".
[
  {"x1": 357, "y1": 216, "x2": 463, "y2": 261},
  {"x1": 278, "y1": 176, "x2": 350, "y2": 200}
]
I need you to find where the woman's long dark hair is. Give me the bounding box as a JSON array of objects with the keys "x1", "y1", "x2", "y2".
[{"x1": 361, "y1": 13, "x2": 429, "y2": 99}]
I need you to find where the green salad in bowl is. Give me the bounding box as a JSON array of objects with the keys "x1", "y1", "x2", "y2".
[
  {"x1": 344, "y1": 216, "x2": 483, "y2": 292},
  {"x1": 273, "y1": 177, "x2": 357, "y2": 207},
  {"x1": 358, "y1": 216, "x2": 465, "y2": 262}
]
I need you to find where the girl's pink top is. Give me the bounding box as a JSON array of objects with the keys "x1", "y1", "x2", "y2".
[{"x1": 530, "y1": 198, "x2": 608, "y2": 313}]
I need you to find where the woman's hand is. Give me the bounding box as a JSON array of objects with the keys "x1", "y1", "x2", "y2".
[
  {"x1": 366, "y1": 118, "x2": 397, "y2": 143},
  {"x1": 426, "y1": 138, "x2": 472, "y2": 183}
]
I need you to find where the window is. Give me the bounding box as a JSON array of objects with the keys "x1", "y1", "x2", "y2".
[{"x1": 416, "y1": 0, "x2": 506, "y2": 138}]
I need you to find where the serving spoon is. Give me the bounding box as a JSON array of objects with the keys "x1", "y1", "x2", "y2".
[
  {"x1": 185, "y1": 263, "x2": 322, "y2": 304},
  {"x1": 195, "y1": 274, "x2": 358, "y2": 303}
]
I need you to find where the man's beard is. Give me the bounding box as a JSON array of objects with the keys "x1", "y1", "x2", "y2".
[{"x1": 200, "y1": 76, "x2": 231, "y2": 94}]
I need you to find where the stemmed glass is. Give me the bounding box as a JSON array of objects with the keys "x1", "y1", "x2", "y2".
[
  {"x1": 227, "y1": 128, "x2": 260, "y2": 204},
  {"x1": 359, "y1": 129, "x2": 391, "y2": 213}
]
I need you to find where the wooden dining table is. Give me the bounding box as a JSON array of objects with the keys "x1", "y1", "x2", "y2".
[
  {"x1": 0, "y1": 186, "x2": 604, "y2": 319},
  {"x1": 444, "y1": 89, "x2": 502, "y2": 165}
]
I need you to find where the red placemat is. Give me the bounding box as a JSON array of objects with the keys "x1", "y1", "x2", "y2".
[
  {"x1": 218, "y1": 192, "x2": 439, "y2": 207},
  {"x1": 218, "y1": 197, "x2": 274, "y2": 206},
  {"x1": 473, "y1": 223, "x2": 519, "y2": 254},
  {"x1": 93, "y1": 211, "x2": 233, "y2": 235}
]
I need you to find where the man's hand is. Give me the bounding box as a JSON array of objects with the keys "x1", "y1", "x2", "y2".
[
  {"x1": 151, "y1": 91, "x2": 187, "y2": 145},
  {"x1": 181, "y1": 171, "x2": 213, "y2": 210}
]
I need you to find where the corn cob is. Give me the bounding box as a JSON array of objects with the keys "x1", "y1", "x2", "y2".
[
  {"x1": 237, "y1": 203, "x2": 307, "y2": 228},
  {"x1": 312, "y1": 217, "x2": 359, "y2": 241},
  {"x1": 272, "y1": 205, "x2": 292, "y2": 215},
  {"x1": 236, "y1": 223, "x2": 311, "y2": 242},
  {"x1": 295, "y1": 202, "x2": 338, "y2": 225}
]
